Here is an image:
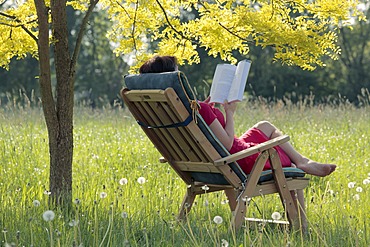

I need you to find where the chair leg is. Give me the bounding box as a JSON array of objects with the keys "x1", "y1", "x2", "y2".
[
  {"x1": 268, "y1": 148, "x2": 300, "y2": 229},
  {"x1": 232, "y1": 151, "x2": 270, "y2": 230},
  {"x1": 294, "y1": 189, "x2": 308, "y2": 233},
  {"x1": 224, "y1": 188, "x2": 238, "y2": 212},
  {"x1": 178, "y1": 187, "x2": 196, "y2": 220}
]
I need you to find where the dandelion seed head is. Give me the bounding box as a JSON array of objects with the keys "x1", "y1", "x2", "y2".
[
  {"x1": 137, "y1": 177, "x2": 146, "y2": 184},
  {"x1": 363, "y1": 179, "x2": 370, "y2": 185},
  {"x1": 348, "y1": 182, "x2": 356, "y2": 188},
  {"x1": 69, "y1": 220, "x2": 79, "y2": 227},
  {"x1": 271, "y1": 212, "x2": 282, "y2": 220},
  {"x1": 353, "y1": 194, "x2": 360, "y2": 200},
  {"x1": 356, "y1": 187, "x2": 363, "y2": 193},
  {"x1": 42, "y1": 210, "x2": 55, "y2": 221},
  {"x1": 100, "y1": 192, "x2": 107, "y2": 199},
  {"x1": 221, "y1": 200, "x2": 229, "y2": 205},
  {"x1": 201, "y1": 185, "x2": 209, "y2": 191},
  {"x1": 242, "y1": 196, "x2": 251, "y2": 202},
  {"x1": 121, "y1": 212, "x2": 128, "y2": 218},
  {"x1": 213, "y1": 215, "x2": 223, "y2": 224},
  {"x1": 221, "y1": 239, "x2": 229, "y2": 247},
  {"x1": 33, "y1": 200, "x2": 40, "y2": 207},
  {"x1": 119, "y1": 178, "x2": 128, "y2": 185}
]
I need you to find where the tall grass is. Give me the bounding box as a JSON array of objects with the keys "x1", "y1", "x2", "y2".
[{"x1": 0, "y1": 95, "x2": 369, "y2": 246}]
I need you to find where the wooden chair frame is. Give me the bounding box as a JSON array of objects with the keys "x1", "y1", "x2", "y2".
[{"x1": 121, "y1": 86, "x2": 309, "y2": 231}]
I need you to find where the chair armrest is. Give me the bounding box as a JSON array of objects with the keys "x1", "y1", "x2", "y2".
[{"x1": 214, "y1": 135, "x2": 290, "y2": 166}]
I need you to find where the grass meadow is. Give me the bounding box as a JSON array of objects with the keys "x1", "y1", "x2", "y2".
[{"x1": 0, "y1": 94, "x2": 369, "y2": 246}]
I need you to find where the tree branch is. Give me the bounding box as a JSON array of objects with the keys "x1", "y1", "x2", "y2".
[
  {"x1": 197, "y1": 1, "x2": 249, "y2": 42},
  {"x1": 155, "y1": 0, "x2": 194, "y2": 43},
  {"x1": 113, "y1": 0, "x2": 138, "y2": 51},
  {"x1": 0, "y1": 11, "x2": 38, "y2": 42},
  {"x1": 70, "y1": 0, "x2": 99, "y2": 80},
  {"x1": 132, "y1": 0, "x2": 139, "y2": 51}
]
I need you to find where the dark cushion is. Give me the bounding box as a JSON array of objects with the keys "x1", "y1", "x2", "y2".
[{"x1": 258, "y1": 167, "x2": 306, "y2": 183}]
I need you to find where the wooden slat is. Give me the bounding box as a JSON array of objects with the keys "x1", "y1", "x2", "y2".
[
  {"x1": 175, "y1": 162, "x2": 220, "y2": 173},
  {"x1": 124, "y1": 90, "x2": 168, "y2": 102},
  {"x1": 147, "y1": 101, "x2": 202, "y2": 162},
  {"x1": 253, "y1": 178, "x2": 309, "y2": 197},
  {"x1": 134, "y1": 101, "x2": 183, "y2": 161},
  {"x1": 121, "y1": 89, "x2": 192, "y2": 184},
  {"x1": 160, "y1": 102, "x2": 210, "y2": 162},
  {"x1": 139, "y1": 101, "x2": 188, "y2": 160}
]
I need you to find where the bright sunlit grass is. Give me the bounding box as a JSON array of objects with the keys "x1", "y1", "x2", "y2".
[{"x1": 0, "y1": 97, "x2": 369, "y2": 246}]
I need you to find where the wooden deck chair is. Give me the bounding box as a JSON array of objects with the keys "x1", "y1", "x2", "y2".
[{"x1": 120, "y1": 71, "x2": 310, "y2": 231}]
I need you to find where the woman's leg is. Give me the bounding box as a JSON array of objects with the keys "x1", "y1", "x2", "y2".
[{"x1": 253, "y1": 121, "x2": 336, "y2": 177}]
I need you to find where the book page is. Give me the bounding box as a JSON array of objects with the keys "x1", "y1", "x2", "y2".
[
  {"x1": 209, "y1": 64, "x2": 236, "y2": 103},
  {"x1": 227, "y1": 60, "x2": 252, "y2": 102}
]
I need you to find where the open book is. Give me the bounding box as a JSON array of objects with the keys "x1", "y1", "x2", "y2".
[{"x1": 209, "y1": 60, "x2": 252, "y2": 104}]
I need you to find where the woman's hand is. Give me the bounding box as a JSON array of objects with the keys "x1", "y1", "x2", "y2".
[
  {"x1": 223, "y1": 100, "x2": 237, "y2": 115},
  {"x1": 203, "y1": 96, "x2": 215, "y2": 107}
]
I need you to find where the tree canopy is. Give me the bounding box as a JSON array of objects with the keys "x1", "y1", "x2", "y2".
[
  {"x1": 0, "y1": 0, "x2": 365, "y2": 203},
  {"x1": 103, "y1": 0, "x2": 364, "y2": 71},
  {"x1": 0, "y1": 0, "x2": 364, "y2": 72}
]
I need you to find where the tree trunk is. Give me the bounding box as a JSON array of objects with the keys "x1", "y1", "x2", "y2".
[
  {"x1": 50, "y1": 0, "x2": 74, "y2": 204},
  {"x1": 35, "y1": 0, "x2": 73, "y2": 205},
  {"x1": 34, "y1": 0, "x2": 98, "y2": 205}
]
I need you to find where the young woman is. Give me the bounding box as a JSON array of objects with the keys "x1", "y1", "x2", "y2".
[{"x1": 139, "y1": 55, "x2": 337, "y2": 177}]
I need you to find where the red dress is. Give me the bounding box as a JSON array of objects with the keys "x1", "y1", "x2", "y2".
[{"x1": 198, "y1": 102, "x2": 292, "y2": 174}]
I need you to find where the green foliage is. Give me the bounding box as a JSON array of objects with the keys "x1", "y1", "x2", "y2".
[
  {"x1": 104, "y1": 0, "x2": 363, "y2": 71},
  {"x1": 1, "y1": 99, "x2": 369, "y2": 246}
]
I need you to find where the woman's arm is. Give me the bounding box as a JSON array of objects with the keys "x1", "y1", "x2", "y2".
[{"x1": 208, "y1": 101, "x2": 237, "y2": 150}]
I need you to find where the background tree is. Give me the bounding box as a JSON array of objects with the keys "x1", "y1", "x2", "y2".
[
  {"x1": 0, "y1": 0, "x2": 99, "y2": 204},
  {"x1": 0, "y1": 0, "x2": 363, "y2": 205}
]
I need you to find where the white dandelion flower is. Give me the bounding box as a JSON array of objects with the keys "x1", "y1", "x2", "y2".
[
  {"x1": 356, "y1": 187, "x2": 363, "y2": 193},
  {"x1": 33, "y1": 200, "x2": 40, "y2": 207},
  {"x1": 348, "y1": 182, "x2": 356, "y2": 188},
  {"x1": 137, "y1": 177, "x2": 146, "y2": 184},
  {"x1": 100, "y1": 192, "x2": 107, "y2": 199},
  {"x1": 119, "y1": 178, "x2": 128, "y2": 185},
  {"x1": 242, "y1": 196, "x2": 251, "y2": 203},
  {"x1": 213, "y1": 215, "x2": 223, "y2": 224},
  {"x1": 201, "y1": 185, "x2": 209, "y2": 191},
  {"x1": 353, "y1": 194, "x2": 360, "y2": 200},
  {"x1": 42, "y1": 210, "x2": 55, "y2": 221},
  {"x1": 363, "y1": 179, "x2": 370, "y2": 185},
  {"x1": 221, "y1": 200, "x2": 229, "y2": 205},
  {"x1": 121, "y1": 212, "x2": 128, "y2": 218},
  {"x1": 69, "y1": 220, "x2": 79, "y2": 227},
  {"x1": 221, "y1": 239, "x2": 229, "y2": 247},
  {"x1": 271, "y1": 212, "x2": 282, "y2": 220}
]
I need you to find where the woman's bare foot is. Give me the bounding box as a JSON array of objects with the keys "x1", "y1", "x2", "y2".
[{"x1": 296, "y1": 159, "x2": 337, "y2": 177}]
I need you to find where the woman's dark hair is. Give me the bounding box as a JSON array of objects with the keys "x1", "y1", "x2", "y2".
[{"x1": 139, "y1": 55, "x2": 178, "y2": 73}]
